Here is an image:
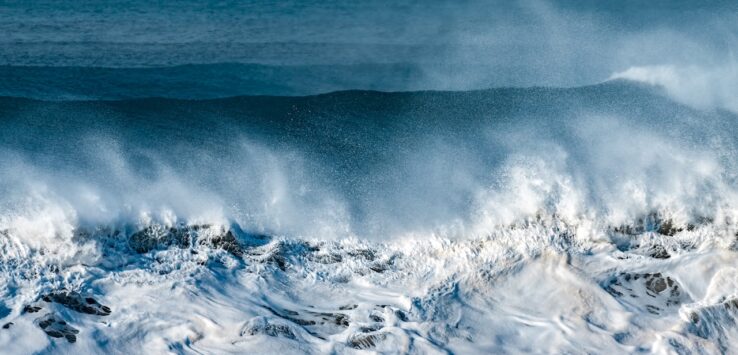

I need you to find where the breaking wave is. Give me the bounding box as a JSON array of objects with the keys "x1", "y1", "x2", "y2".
[
  {"x1": 2, "y1": 81, "x2": 737, "y2": 240},
  {"x1": 1, "y1": 80, "x2": 737, "y2": 353}
]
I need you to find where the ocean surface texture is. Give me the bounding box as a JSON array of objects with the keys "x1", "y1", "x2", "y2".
[{"x1": 1, "y1": 1, "x2": 737, "y2": 354}]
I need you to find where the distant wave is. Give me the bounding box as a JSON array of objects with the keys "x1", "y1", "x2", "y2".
[
  {"x1": 0, "y1": 63, "x2": 429, "y2": 99},
  {"x1": 611, "y1": 64, "x2": 738, "y2": 114}
]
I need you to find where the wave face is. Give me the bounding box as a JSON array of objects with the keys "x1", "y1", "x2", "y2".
[
  {"x1": 0, "y1": 80, "x2": 737, "y2": 353},
  {"x1": 3, "y1": 81, "x2": 737, "y2": 239}
]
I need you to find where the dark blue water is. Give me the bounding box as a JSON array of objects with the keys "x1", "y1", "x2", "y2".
[{"x1": 2, "y1": 0, "x2": 735, "y2": 94}]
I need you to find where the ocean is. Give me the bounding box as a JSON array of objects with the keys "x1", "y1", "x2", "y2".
[{"x1": 1, "y1": 1, "x2": 737, "y2": 353}]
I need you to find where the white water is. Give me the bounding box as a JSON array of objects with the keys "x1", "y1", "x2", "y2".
[{"x1": 0, "y1": 219, "x2": 735, "y2": 353}]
